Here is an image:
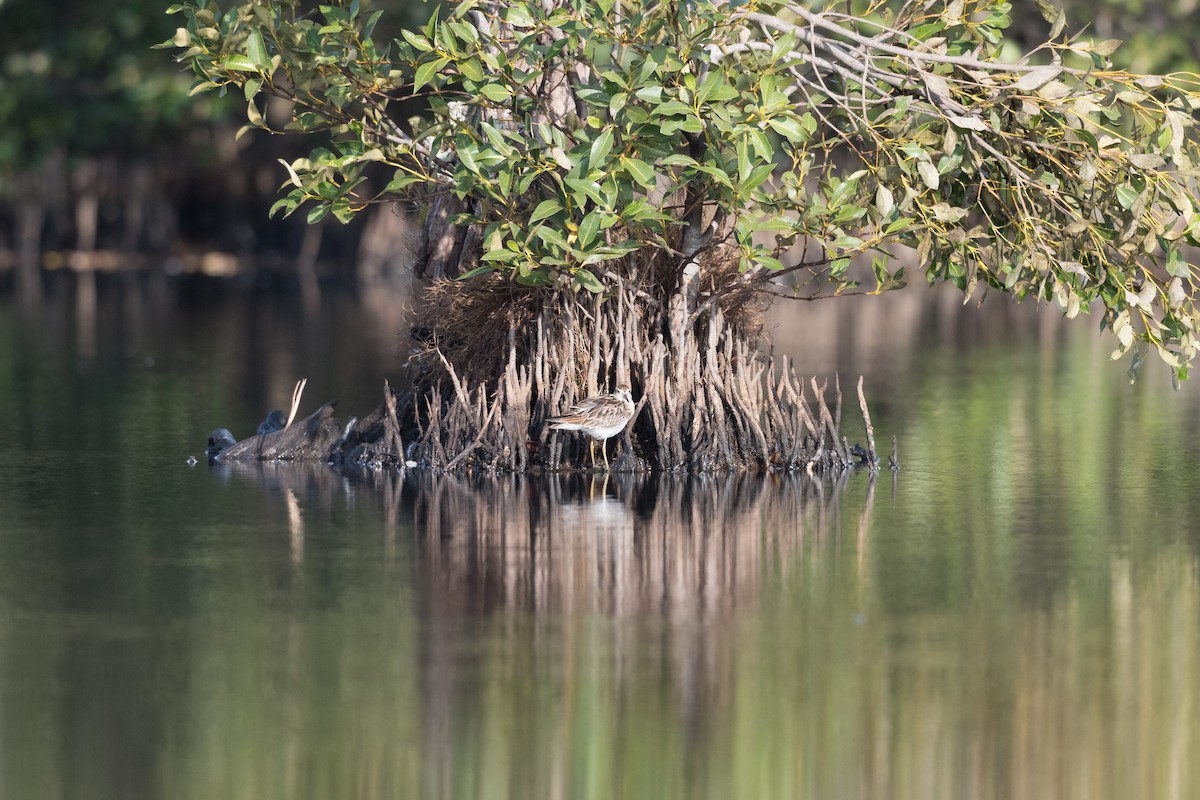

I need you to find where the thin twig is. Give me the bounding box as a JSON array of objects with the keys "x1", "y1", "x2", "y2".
[{"x1": 857, "y1": 375, "x2": 878, "y2": 469}]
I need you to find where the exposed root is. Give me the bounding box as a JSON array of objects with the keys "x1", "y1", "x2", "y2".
[
  {"x1": 209, "y1": 310, "x2": 882, "y2": 475},
  {"x1": 207, "y1": 252, "x2": 886, "y2": 474}
]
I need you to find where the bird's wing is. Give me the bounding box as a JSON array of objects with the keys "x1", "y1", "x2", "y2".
[{"x1": 554, "y1": 395, "x2": 604, "y2": 417}]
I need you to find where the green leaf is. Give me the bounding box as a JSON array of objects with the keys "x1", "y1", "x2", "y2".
[
  {"x1": 482, "y1": 247, "x2": 521, "y2": 263},
  {"x1": 505, "y1": 3, "x2": 535, "y2": 27},
  {"x1": 459, "y1": 57, "x2": 485, "y2": 83},
  {"x1": 222, "y1": 54, "x2": 260, "y2": 72},
  {"x1": 384, "y1": 173, "x2": 423, "y2": 193},
  {"x1": 609, "y1": 92, "x2": 629, "y2": 117},
  {"x1": 697, "y1": 70, "x2": 725, "y2": 105},
  {"x1": 746, "y1": 216, "x2": 796, "y2": 232},
  {"x1": 692, "y1": 164, "x2": 732, "y2": 188},
  {"x1": 457, "y1": 145, "x2": 479, "y2": 174},
  {"x1": 654, "y1": 100, "x2": 694, "y2": 117},
  {"x1": 565, "y1": 177, "x2": 607, "y2": 207},
  {"x1": 414, "y1": 57, "x2": 449, "y2": 92},
  {"x1": 479, "y1": 122, "x2": 512, "y2": 153},
  {"x1": 1116, "y1": 185, "x2": 1141, "y2": 211},
  {"x1": 826, "y1": 176, "x2": 860, "y2": 208},
  {"x1": 1167, "y1": 247, "x2": 1191, "y2": 278},
  {"x1": 621, "y1": 157, "x2": 657, "y2": 190},
  {"x1": 479, "y1": 83, "x2": 513, "y2": 102},
  {"x1": 401, "y1": 29, "x2": 434, "y2": 52},
  {"x1": 517, "y1": 268, "x2": 553, "y2": 287},
  {"x1": 766, "y1": 116, "x2": 808, "y2": 143},
  {"x1": 738, "y1": 141, "x2": 757, "y2": 189},
  {"x1": 246, "y1": 29, "x2": 270, "y2": 71},
  {"x1": 458, "y1": 264, "x2": 497, "y2": 281},
  {"x1": 622, "y1": 200, "x2": 667, "y2": 223},
  {"x1": 910, "y1": 21, "x2": 946, "y2": 41},
  {"x1": 754, "y1": 255, "x2": 785, "y2": 270},
  {"x1": 307, "y1": 204, "x2": 330, "y2": 224},
  {"x1": 659, "y1": 154, "x2": 698, "y2": 168},
  {"x1": 331, "y1": 198, "x2": 356, "y2": 224},
  {"x1": 363, "y1": 8, "x2": 385, "y2": 39},
  {"x1": 602, "y1": 240, "x2": 642, "y2": 257},
  {"x1": 578, "y1": 211, "x2": 602, "y2": 248},
  {"x1": 589, "y1": 128, "x2": 615, "y2": 167},
  {"x1": 536, "y1": 227, "x2": 569, "y2": 251},
  {"x1": 530, "y1": 199, "x2": 563, "y2": 223},
  {"x1": 269, "y1": 196, "x2": 297, "y2": 218},
  {"x1": 574, "y1": 269, "x2": 605, "y2": 293},
  {"x1": 634, "y1": 86, "x2": 663, "y2": 103}
]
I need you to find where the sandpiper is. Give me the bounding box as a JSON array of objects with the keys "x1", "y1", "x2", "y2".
[{"x1": 548, "y1": 383, "x2": 636, "y2": 470}]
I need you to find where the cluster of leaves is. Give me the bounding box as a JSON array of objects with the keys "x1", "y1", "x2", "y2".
[
  {"x1": 167, "y1": 0, "x2": 867, "y2": 291},
  {"x1": 165, "y1": 0, "x2": 1200, "y2": 379},
  {"x1": 813, "y1": 0, "x2": 1200, "y2": 381}
]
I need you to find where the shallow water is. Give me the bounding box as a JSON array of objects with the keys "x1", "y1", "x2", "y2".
[{"x1": 1, "y1": 272, "x2": 1198, "y2": 799}]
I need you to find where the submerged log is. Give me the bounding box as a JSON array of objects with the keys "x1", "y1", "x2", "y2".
[{"x1": 213, "y1": 402, "x2": 343, "y2": 462}]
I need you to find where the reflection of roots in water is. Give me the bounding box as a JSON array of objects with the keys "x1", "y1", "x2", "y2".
[
  {"x1": 214, "y1": 460, "x2": 877, "y2": 618},
  {"x1": 416, "y1": 471, "x2": 874, "y2": 618}
]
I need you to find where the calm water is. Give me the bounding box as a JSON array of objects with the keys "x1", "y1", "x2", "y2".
[{"x1": 1, "y1": 272, "x2": 1199, "y2": 800}]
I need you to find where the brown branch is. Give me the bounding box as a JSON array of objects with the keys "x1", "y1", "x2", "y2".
[{"x1": 756, "y1": 6, "x2": 1081, "y2": 76}]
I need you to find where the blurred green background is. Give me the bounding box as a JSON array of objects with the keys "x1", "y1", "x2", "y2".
[{"x1": 0, "y1": 0, "x2": 435, "y2": 284}]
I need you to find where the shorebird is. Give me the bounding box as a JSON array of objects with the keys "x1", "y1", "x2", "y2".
[{"x1": 547, "y1": 383, "x2": 636, "y2": 470}]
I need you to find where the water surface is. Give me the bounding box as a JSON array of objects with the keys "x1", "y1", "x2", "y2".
[{"x1": 0, "y1": 273, "x2": 1198, "y2": 799}]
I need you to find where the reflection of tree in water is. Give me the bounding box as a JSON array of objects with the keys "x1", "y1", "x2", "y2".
[
  {"x1": 409, "y1": 471, "x2": 868, "y2": 617},
  {"x1": 406, "y1": 470, "x2": 874, "y2": 799},
  {"x1": 214, "y1": 461, "x2": 874, "y2": 796},
  {"x1": 214, "y1": 462, "x2": 871, "y2": 618},
  {"x1": 200, "y1": 456, "x2": 1200, "y2": 799}
]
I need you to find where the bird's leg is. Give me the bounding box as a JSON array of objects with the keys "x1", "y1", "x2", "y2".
[
  {"x1": 602, "y1": 440, "x2": 610, "y2": 471},
  {"x1": 588, "y1": 439, "x2": 596, "y2": 471}
]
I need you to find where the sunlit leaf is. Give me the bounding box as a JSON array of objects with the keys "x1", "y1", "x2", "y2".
[
  {"x1": 246, "y1": 29, "x2": 270, "y2": 71},
  {"x1": 222, "y1": 54, "x2": 259, "y2": 72},
  {"x1": 917, "y1": 161, "x2": 940, "y2": 191},
  {"x1": 414, "y1": 57, "x2": 449, "y2": 92},
  {"x1": 766, "y1": 116, "x2": 808, "y2": 143},
  {"x1": 1014, "y1": 65, "x2": 1063, "y2": 92},
  {"x1": 480, "y1": 84, "x2": 513, "y2": 102},
  {"x1": 621, "y1": 157, "x2": 657, "y2": 190}
]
